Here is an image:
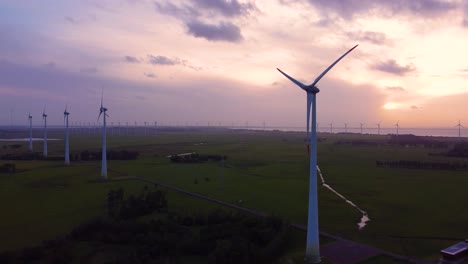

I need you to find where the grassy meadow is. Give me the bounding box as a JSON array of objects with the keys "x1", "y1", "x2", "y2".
[{"x1": 0, "y1": 128, "x2": 467, "y2": 262}]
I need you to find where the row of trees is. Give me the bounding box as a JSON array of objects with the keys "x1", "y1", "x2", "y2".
[
  {"x1": 0, "y1": 150, "x2": 140, "y2": 161},
  {"x1": 73, "y1": 150, "x2": 140, "y2": 161},
  {"x1": 107, "y1": 187, "x2": 168, "y2": 219},
  {"x1": 170, "y1": 153, "x2": 227, "y2": 163},
  {"x1": 376, "y1": 160, "x2": 468, "y2": 170},
  {"x1": 0, "y1": 187, "x2": 290, "y2": 264},
  {"x1": 0, "y1": 163, "x2": 15, "y2": 173},
  {"x1": 388, "y1": 134, "x2": 449, "y2": 148}
]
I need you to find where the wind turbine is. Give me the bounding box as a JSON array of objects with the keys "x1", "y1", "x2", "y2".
[
  {"x1": 28, "y1": 113, "x2": 33, "y2": 152},
  {"x1": 42, "y1": 107, "x2": 48, "y2": 158},
  {"x1": 344, "y1": 123, "x2": 348, "y2": 133},
  {"x1": 329, "y1": 122, "x2": 333, "y2": 134},
  {"x1": 64, "y1": 105, "x2": 70, "y2": 166},
  {"x1": 277, "y1": 44, "x2": 358, "y2": 263},
  {"x1": 395, "y1": 121, "x2": 400, "y2": 135},
  {"x1": 98, "y1": 92, "x2": 109, "y2": 180},
  {"x1": 455, "y1": 120, "x2": 464, "y2": 140},
  {"x1": 360, "y1": 122, "x2": 365, "y2": 134},
  {"x1": 376, "y1": 121, "x2": 381, "y2": 135}
]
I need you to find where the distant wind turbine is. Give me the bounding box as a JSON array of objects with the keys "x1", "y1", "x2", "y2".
[
  {"x1": 42, "y1": 107, "x2": 48, "y2": 158},
  {"x1": 98, "y1": 92, "x2": 109, "y2": 180},
  {"x1": 329, "y1": 122, "x2": 333, "y2": 134},
  {"x1": 395, "y1": 121, "x2": 400, "y2": 135},
  {"x1": 376, "y1": 121, "x2": 381, "y2": 135},
  {"x1": 360, "y1": 122, "x2": 365, "y2": 134},
  {"x1": 277, "y1": 44, "x2": 358, "y2": 263},
  {"x1": 344, "y1": 123, "x2": 348, "y2": 133},
  {"x1": 64, "y1": 105, "x2": 70, "y2": 166},
  {"x1": 28, "y1": 113, "x2": 33, "y2": 152},
  {"x1": 455, "y1": 120, "x2": 464, "y2": 140}
]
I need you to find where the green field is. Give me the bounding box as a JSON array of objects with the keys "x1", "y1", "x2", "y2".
[{"x1": 1, "y1": 129, "x2": 467, "y2": 262}]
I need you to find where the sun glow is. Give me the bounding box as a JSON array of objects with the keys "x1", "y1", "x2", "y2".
[{"x1": 383, "y1": 102, "x2": 402, "y2": 110}]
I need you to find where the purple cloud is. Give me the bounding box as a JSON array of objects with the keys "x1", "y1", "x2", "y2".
[
  {"x1": 385, "y1": 86, "x2": 405, "y2": 92},
  {"x1": 65, "y1": 16, "x2": 78, "y2": 24},
  {"x1": 373, "y1": 59, "x2": 415, "y2": 76},
  {"x1": 186, "y1": 20, "x2": 243, "y2": 42},
  {"x1": 124, "y1": 56, "x2": 140, "y2": 63},
  {"x1": 295, "y1": 0, "x2": 458, "y2": 20},
  {"x1": 80, "y1": 67, "x2": 98, "y2": 74},
  {"x1": 347, "y1": 31, "x2": 389, "y2": 45},
  {"x1": 192, "y1": 0, "x2": 255, "y2": 17},
  {"x1": 147, "y1": 55, "x2": 179, "y2": 65},
  {"x1": 144, "y1": 72, "x2": 156, "y2": 78}
]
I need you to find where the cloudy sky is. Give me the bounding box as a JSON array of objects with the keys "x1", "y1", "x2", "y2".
[{"x1": 1, "y1": 0, "x2": 468, "y2": 128}]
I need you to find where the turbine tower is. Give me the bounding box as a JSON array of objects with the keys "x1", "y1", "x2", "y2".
[
  {"x1": 98, "y1": 93, "x2": 109, "y2": 180},
  {"x1": 376, "y1": 121, "x2": 381, "y2": 135},
  {"x1": 344, "y1": 123, "x2": 347, "y2": 133},
  {"x1": 64, "y1": 106, "x2": 70, "y2": 166},
  {"x1": 395, "y1": 121, "x2": 400, "y2": 135},
  {"x1": 455, "y1": 120, "x2": 464, "y2": 140},
  {"x1": 329, "y1": 122, "x2": 333, "y2": 134},
  {"x1": 28, "y1": 113, "x2": 33, "y2": 152},
  {"x1": 360, "y1": 122, "x2": 364, "y2": 134},
  {"x1": 277, "y1": 44, "x2": 358, "y2": 263},
  {"x1": 42, "y1": 107, "x2": 48, "y2": 158}
]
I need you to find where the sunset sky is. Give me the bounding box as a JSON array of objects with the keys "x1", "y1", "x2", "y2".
[{"x1": 1, "y1": 0, "x2": 468, "y2": 128}]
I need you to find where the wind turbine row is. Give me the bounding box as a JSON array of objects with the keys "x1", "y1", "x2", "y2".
[{"x1": 277, "y1": 44, "x2": 358, "y2": 263}]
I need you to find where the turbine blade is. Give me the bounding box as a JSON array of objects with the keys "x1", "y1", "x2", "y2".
[
  {"x1": 276, "y1": 68, "x2": 307, "y2": 90},
  {"x1": 311, "y1": 44, "x2": 358, "y2": 86},
  {"x1": 101, "y1": 88, "x2": 104, "y2": 108}
]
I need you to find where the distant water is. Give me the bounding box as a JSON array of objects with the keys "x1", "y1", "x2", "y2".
[
  {"x1": 244, "y1": 126, "x2": 464, "y2": 138},
  {"x1": 0, "y1": 138, "x2": 61, "y2": 142}
]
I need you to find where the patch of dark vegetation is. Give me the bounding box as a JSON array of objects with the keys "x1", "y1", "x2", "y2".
[
  {"x1": 72, "y1": 150, "x2": 140, "y2": 161},
  {"x1": 335, "y1": 139, "x2": 384, "y2": 146},
  {"x1": 0, "y1": 152, "x2": 43, "y2": 160},
  {"x1": 1, "y1": 144, "x2": 22, "y2": 149},
  {"x1": 0, "y1": 186, "x2": 290, "y2": 264},
  {"x1": 446, "y1": 142, "x2": 468, "y2": 157},
  {"x1": 376, "y1": 160, "x2": 468, "y2": 170},
  {"x1": 0, "y1": 163, "x2": 15, "y2": 173},
  {"x1": 1, "y1": 150, "x2": 139, "y2": 161},
  {"x1": 107, "y1": 186, "x2": 168, "y2": 219},
  {"x1": 388, "y1": 134, "x2": 449, "y2": 148},
  {"x1": 170, "y1": 152, "x2": 226, "y2": 163}
]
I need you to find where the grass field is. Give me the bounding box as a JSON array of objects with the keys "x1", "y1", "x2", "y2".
[{"x1": 1, "y1": 128, "x2": 467, "y2": 262}]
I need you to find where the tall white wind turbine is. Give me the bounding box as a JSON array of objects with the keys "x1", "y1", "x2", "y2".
[
  {"x1": 455, "y1": 120, "x2": 464, "y2": 140},
  {"x1": 329, "y1": 122, "x2": 333, "y2": 134},
  {"x1": 28, "y1": 113, "x2": 33, "y2": 152},
  {"x1": 344, "y1": 123, "x2": 347, "y2": 133},
  {"x1": 360, "y1": 122, "x2": 364, "y2": 134},
  {"x1": 42, "y1": 107, "x2": 48, "y2": 158},
  {"x1": 277, "y1": 44, "x2": 358, "y2": 263},
  {"x1": 395, "y1": 121, "x2": 400, "y2": 135},
  {"x1": 376, "y1": 121, "x2": 381, "y2": 135},
  {"x1": 98, "y1": 93, "x2": 109, "y2": 180},
  {"x1": 64, "y1": 106, "x2": 70, "y2": 166}
]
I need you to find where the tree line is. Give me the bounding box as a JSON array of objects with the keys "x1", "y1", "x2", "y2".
[
  {"x1": 170, "y1": 153, "x2": 227, "y2": 163},
  {"x1": 0, "y1": 186, "x2": 289, "y2": 264},
  {"x1": 0, "y1": 150, "x2": 139, "y2": 161},
  {"x1": 376, "y1": 160, "x2": 468, "y2": 170}
]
